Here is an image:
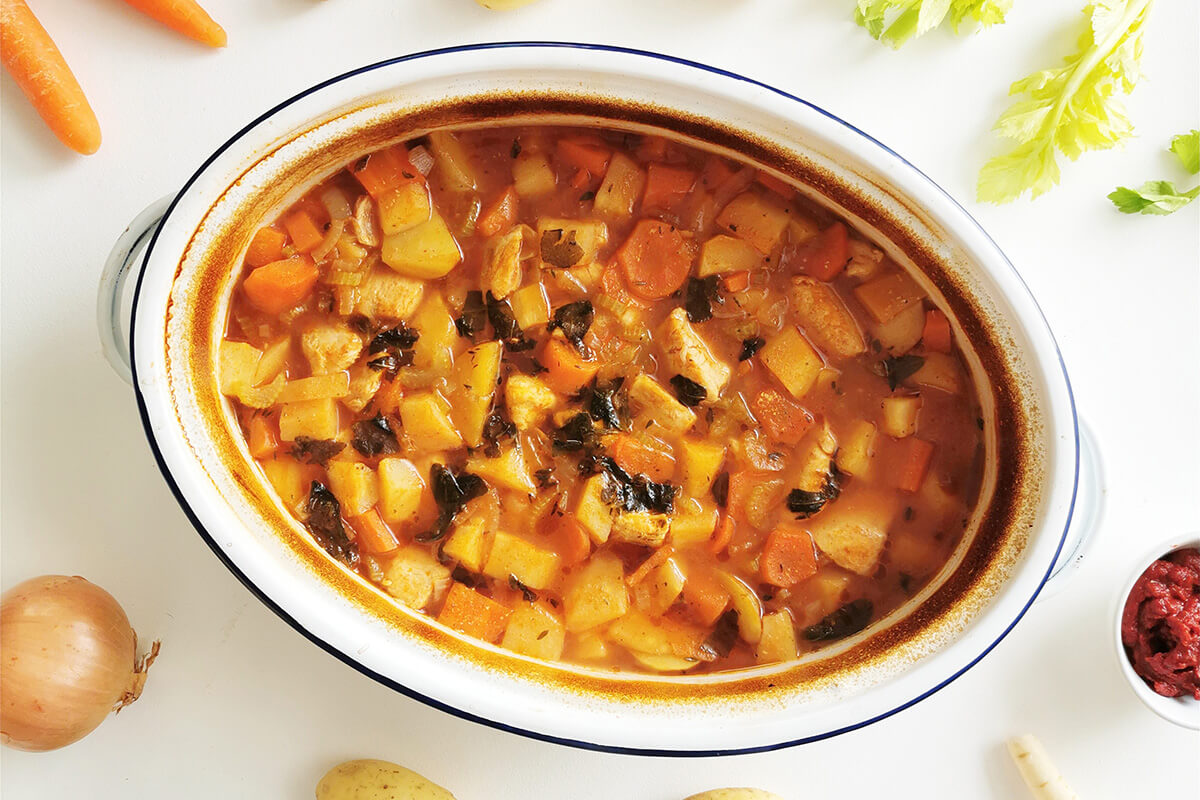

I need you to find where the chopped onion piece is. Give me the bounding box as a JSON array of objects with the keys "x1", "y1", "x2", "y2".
[
  {"x1": 311, "y1": 218, "x2": 346, "y2": 263},
  {"x1": 320, "y1": 187, "x2": 352, "y2": 221},
  {"x1": 408, "y1": 145, "x2": 435, "y2": 176}
]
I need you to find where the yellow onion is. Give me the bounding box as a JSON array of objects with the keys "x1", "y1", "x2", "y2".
[{"x1": 0, "y1": 575, "x2": 159, "y2": 751}]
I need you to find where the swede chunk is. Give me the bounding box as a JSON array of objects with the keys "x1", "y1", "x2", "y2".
[
  {"x1": 381, "y1": 213, "x2": 461, "y2": 279},
  {"x1": 483, "y1": 532, "x2": 561, "y2": 590},
  {"x1": 760, "y1": 326, "x2": 824, "y2": 399},
  {"x1": 563, "y1": 552, "x2": 628, "y2": 632}
]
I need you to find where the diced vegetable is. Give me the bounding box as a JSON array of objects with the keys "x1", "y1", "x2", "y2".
[
  {"x1": 716, "y1": 192, "x2": 790, "y2": 254},
  {"x1": 252, "y1": 338, "x2": 290, "y2": 387},
  {"x1": 594, "y1": 152, "x2": 646, "y2": 218},
  {"x1": 669, "y1": 504, "x2": 720, "y2": 546},
  {"x1": 246, "y1": 415, "x2": 279, "y2": 459},
  {"x1": 512, "y1": 151, "x2": 556, "y2": 198},
  {"x1": 483, "y1": 531, "x2": 561, "y2": 590},
  {"x1": 219, "y1": 341, "x2": 262, "y2": 396},
  {"x1": 377, "y1": 181, "x2": 432, "y2": 236},
  {"x1": 442, "y1": 517, "x2": 491, "y2": 573},
  {"x1": 853, "y1": 271, "x2": 925, "y2": 324},
  {"x1": 343, "y1": 364, "x2": 383, "y2": 413},
  {"x1": 556, "y1": 136, "x2": 612, "y2": 177},
  {"x1": 348, "y1": 509, "x2": 400, "y2": 556},
  {"x1": 246, "y1": 227, "x2": 286, "y2": 267},
  {"x1": 276, "y1": 372, "x2": 350, "y2": 404},
  {"x1": 509, "y1": 282, "x2": 550, "y2": 330},
  {"x1": 453, "y1": 341, "x2": 502, "y2": 446},
  {"x1": 609, "y1": 434, "x2": 675, "y2": 482},
  {"x1": 794, "y1": 222, "x2": 850, "y2": 281},
  {"x1": 574, "y1": 474, "x2": 613, "y2": 545},
  {"x1": 262, "y1": 456, "x2": 308, "y2": 514},
  {"x1": 881, "y1": 395, "x2": 922, "y2": 438},
  {"x1": 545, "y1": 514, "x2": 591, "y2": 567},
  {"x1": 642, "y1": 163, "x2": 696, "y2": 210},
  {"x1": 617, "y1": 220, "x2": 696, "y2": 300},
  {"x1": 325, "y1": 461, "x2": 378, "y2": 517},
  {"x1": 631, "y1": 555, "x2": 686, "y2": 618},
  {"x1": 871, "y1": 301, "x2": 925, "y2": 354},
  {"x1": 242, "y1": 256, "x2": 319, "y2": 314},
  {"x1": 628, "y1": 373, "x2": 697, "y2": 434},
  {"x1": 756, "y1": 610, "x2": 799, "y2": 664},
  {"x1": 437, "y1": 582, "x2": 510, "y2": 642},
  {"x1": 760, "y1": 326, "x2": 824, "y2": 399},
  {"x1": 283, "y1": 210, "x2": 325, "y2": 254},
  {"x1": 540, "y1": 331, "x2": 600, "y2": 394},
  {"x1": 909, "y1": 352, "x2": 963, "y2": 394},
  {"x1": 377, "y1": 457, "x2": 426, "y2": 525},
  {"x1": 837, "y1": 420, "x2": 877, "y2": 477},
  {"x1": 606, "y1": 609, "x2": 703, "y2": 658},
  {"x1": 501, "y1": 602, "x2": 566, "y2": 660},
  {"x1": 788, "y1": 276, "x2": 866, "y2": 358},
  {"x1": 891, "y1": 437, "x2": 935, "y2": 493},
  {"x1": 679, "y1": 440, "x2": 726, "y2": 498},
  {"x1": 467, "y1": 445, "x2": 535, "y2": 493},
  {"x1": 381, "y1": 214, "x2": 462, "y2": 279},
  {"x1": 751, "y1": 388, "x2": 813, "y2": 444},
  {"x1": 382, "y1": 546, "x2": 452, "y2": 610},
  {"x1": 563, "y1": 552, "x2": 628, "y2": 632},
  {"x1": 427, "y1": 130, "x2": 477, "y2": 191},
  {"x1": 349, "y1": 145, "x2": 419, "y2": 199},
  {"x1": 535, "y1": 217, "x2": 608, "y2": 270},
  {"x1": 659, "y1": 308, "x2": 731, "y2": 399},
  {"x1": 477, "y1": 185, "x2": 519, "y2": 237},
  {"x1": 398, "y1": 393, "x2": 463, "y2": 452},
  {"x1": 678, "y1": 568, "x2": 730, "y2": 627},
  {"x1": 759, "y1": 525, "x2": 819, "y2": 587},
  {"x1": 480, "y1": 227, "x2": 525, "y2": 300},
  {"x1": 808, "y1": 493, "x2": 895, "y2": 575},
  {"x1": 278, "y1": 398, "x2": 339, "y2": 441},
  {"x1": 922, "y1": 309, "x2": 952, "y2": 353}
]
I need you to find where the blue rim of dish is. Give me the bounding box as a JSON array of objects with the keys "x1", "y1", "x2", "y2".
[{"x1": 127, "y1": 41, "x2": 1080, "y2": 757}]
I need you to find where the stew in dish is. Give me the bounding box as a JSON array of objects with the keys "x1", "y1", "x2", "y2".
[{"x1": 218, "y1": 125, "x2": 985, "y2": 674}]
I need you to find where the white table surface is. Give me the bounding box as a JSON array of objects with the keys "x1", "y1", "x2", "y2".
[{"x1": 2, "y1": 1, "x2": 1198, "y2": 797}]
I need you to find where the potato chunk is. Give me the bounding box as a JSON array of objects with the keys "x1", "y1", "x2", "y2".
[
  {"x1": 442, "y1": 517, "x2": 491, "y2": 573},
  {"x1": 756, "y1": 610, "x2": 799, "y2": 664},
  {"x1": 501, "y1": 602, "x2": 566, "y2": 660},
  {"x1": 381, "y1": 213, "x2": 461, "y2": 279},
  {"x1": 481, "y1": 226, "x2": 525, "y2": 299},
  {"x1": 483, "y1": 531, "x2": 561, "y2": 590},
  {"x1": 574, "y1": 475, "x2": 613, "y2": 545},
  {"x1": 466, "y1": 445, "x2": 536, "y2": 493},
  {"x1": 512, "y1": 151, "x2": 556, "y2": 198},
  {"x1": 399, "y1": 393, "x2": 463, "y2": 452},
  {"x1": 563, "y1": 553, "x2": 629, "y2": 632},
  {"x1": 788, "y1": 277, "x2": 865, "y2": 358},
  {"x1": 808, "y1": 492, "x2": 896, "y2": 575},
  {"x1": 377, "y1": 181, "x2": 431, "y2": 235},
  {"x1": 278, "y1": 398, "x2": 338, "y2": 441},
  {"x1": 698, "y1": 234, "x2": 764, "y2": 276},
  {"x1": 760, "y1": 325, "x2": 824, "y2": 399},
  {"x1": 716, "y1": 192, "x2": 790, "y2": 254},
  {"x1": 382, "y1": 546, "x2": 452, "y2": 610},
  {"x1": 452, "y1": 341, "x2": 502, "y2": 446},
  {"x1": 593, "y1": 153, "x2": 646, "y2": 218},
  {"x1": 325, "y1": 461, "x2": 378, "y2": 517},
  {"x1": 680, "y1": 439, "x2": 726, "y2": 498},
  {"x1": 377, "y1": 457, "x2": 425, "y2": 525},
  {"x1": 854, "y1": 270, "x2": 924, "y2": 324},
  {"x1": 659, "y1": 308, "x2": 731, "y2": 400}
]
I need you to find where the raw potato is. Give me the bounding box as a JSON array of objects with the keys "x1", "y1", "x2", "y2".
[
  {"x1": 683, "y1": 790, "x2": 785, "y2": 800},
  {"x1": 315, "y1": 758, "x2": 455, "y2": 800}
]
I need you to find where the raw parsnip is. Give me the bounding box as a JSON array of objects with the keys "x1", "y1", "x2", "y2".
[{"x1": 1006, "y1": 735, "x2": 1080, "y2": 800}]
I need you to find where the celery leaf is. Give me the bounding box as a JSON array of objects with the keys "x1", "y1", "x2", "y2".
[
  {"x1": 1107, "y1": 181, "x2": 1199, "y2": 215},
  {"x1": 1170, "y1": 129, "x2": 1199, "y2": 174},
  {"x1": 977, "y1": 0, "x2": 1154, "y2": 203},
  {"x1": 855, "y1": 0, "x2": 1012, "y2": 48}
]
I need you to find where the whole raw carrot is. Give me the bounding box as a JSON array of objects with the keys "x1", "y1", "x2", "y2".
[
  {"x1": 0, "y1": 0, "x2": 101, "y2": 154},
  {"x1": 121, "y1": 0, "x2": 226, "y2": 48}
]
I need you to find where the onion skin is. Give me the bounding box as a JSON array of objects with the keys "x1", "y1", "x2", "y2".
[{"x1": 1, "y1": 575, "x2": 156, "y2": 752}]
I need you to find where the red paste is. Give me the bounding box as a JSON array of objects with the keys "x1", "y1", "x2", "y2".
[{"x1": 1121, "y1": 547, "x2": 1200, "y2": 699}]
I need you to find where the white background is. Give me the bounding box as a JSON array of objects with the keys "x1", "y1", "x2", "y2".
[{"x1": 2, "y1": 1, "x2": 1197, "y2": 797}]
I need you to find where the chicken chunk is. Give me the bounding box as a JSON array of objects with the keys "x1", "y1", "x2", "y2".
[
  {"x1": 658, "y1": 308, "x2": 731, "y2": 400},
  {"x1": 382, "y1": 546, "x2": 453, "y2": 610},
  {"x1": 301, "y1": 324, "x2": 363, "y2": 375},
  {"x1": 352, "y1": 270, "x2": 425, "y2": 320},
  {"x1": 808, "y1": 491, "x2": 896, "y2": 575},
  {"x1": 505, "y1": 374, "x2": 558, "y2": 431},
  {"x1": 481, "y1": 226, "x2": 525, "y2": 300},
  {"x1": 789, "y1": 277, "x2": 866, "y2": 358},
  {"x1": 628, "y1": 374, "x2": 697, "y2": 434},
  {"x1": 795, "y1": 422, "x2": 838, "y2": 493}
]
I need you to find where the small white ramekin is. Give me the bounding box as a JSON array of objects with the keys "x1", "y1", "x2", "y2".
[{"x1": 1113, "y1": 533, "x2": 1200, "y2": 729}]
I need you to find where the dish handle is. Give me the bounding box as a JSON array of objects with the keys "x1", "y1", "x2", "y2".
[
  {"x1": 97, "y1": 196, "x2": 174, "y2": 385},
  {"x1": 1038, "y1": 418, "x2": 1105, "y2": 600}
]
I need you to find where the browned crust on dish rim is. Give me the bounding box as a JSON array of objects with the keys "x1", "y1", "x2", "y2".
[{"x1": 164, "y1": 91, "x2": 1037, "y2": 703}]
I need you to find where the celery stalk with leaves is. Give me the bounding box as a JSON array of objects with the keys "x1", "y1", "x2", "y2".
[
  {"x1": 977, "y1": 0, "x2": 1154, "y2": 203},
  {"x1": 855, "y1": 0, "x2": 1012, "y2": 47},
  {"x1": 1109, "y1": 130, "x2": 1200, "y2": 215}
]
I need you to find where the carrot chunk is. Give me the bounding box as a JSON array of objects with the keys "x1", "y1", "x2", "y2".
[
  {"x1": 242, "y1": 256, "x2": 319, "y2": 314},
  {"x1": 349, "y1": 145, "x2": 419, "y2": 198},
  {"x1": 756, "y1": 170, "x2": 796, "y2": 199},
  {"x1": 556, "y1": 137, "x2": 612, "y2": 176},
  {"x1": 246, "y1": 227, "x2": 287, "y2": 267},
  {"x1": 700, "y1": 156, "x2": 736, "y2": 191},
  {"x1": 282, "y1": 210, "x2": 325, "y2": 254},
  {"x1": 642, "y1": 163, "x2": 696, "y2": 211},
  {"x1": 795, "y1": 222, "x2": 850, "y2": 282},
  {"x1": 545, "y1": 515, "x2": 591, "y2": 567},
  {"x1": 922, "y1": 309, "x2": 953, "y2": 353},
  {"x1": 246, "y1": 415, "x2": 279, "y2": 459},
  {"x1": 679, "y1": 569, "x2": 731, "y2": 626},
  {"x1": 751, "y1": 388, "x2": 814, "y2": 444},
  {"x1": 348, "y1": 508, "x2": 401, "y2": 556},
  {"x1": 438, "y1": 583, "x2": 511, "y2": 643},
  {"x1": 627, "y1": 546, "x2": 673, "y2": 586},
  {"x1": 539, "y1": 334, "x2": 599, "y2": 395},
  {"x1": 477, "y1": 185, "x2": 519, "y2": 237},
  {"x1": 617, "y1": 219, "x2": 696, "y2": 300},
  {"x1": 609, "y1": 434, "x2": 676, "y2": 482},
  {"x1": 720, "y1": 271, "x2": 750, "y2": 293},
  {"x1": 892, "y1": 437, "x2": 935, "y2": 493},
  {"x1": 760, "y1": 525, "x2": 819, "y2": 587}
]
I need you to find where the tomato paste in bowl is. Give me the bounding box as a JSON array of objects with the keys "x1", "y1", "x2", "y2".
[{"x1": 1121, "y1": 547, "x2": 1200, "y2": 700}]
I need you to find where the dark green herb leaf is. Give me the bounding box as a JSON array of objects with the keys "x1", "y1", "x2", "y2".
[
  {"x1": 579, "y1": 378, "x2": 630, "y2": 431},
  {"x1": 552, "y1": 412, "x2": 596, "y2": 452},
  {"x1": 739, "y1": 336, "x2": 766, "y2": 362},
  {"x1": 291, "y1": 437, "x2": 346, "y2": 467},
  {"x1": 711, "y1": 471, "x2": 730, "y2": 508},
  {"x1": 481, "y1": 411, "x2": 516, "y2": 458},
  {"x1": 455, "y1": 291, "x2": 487, "y2": 339},
  {"x1": 509, "y1": 574, "x2": 538, "y2": 602},
  {"x1": 881, "y1": 354, "x2": 925, "y2": 391},
  {"x1": 305, "y1": 481, "x2": 358, "y2": 567},
  {"x1": 684, "y1": 276, "x2": 721, "y2": 323},
  {"x1": 540, "y1": 228, "x2": 584, "y2": 269},
  {"x1": 669, "y1": 374, "x2": 707, "y2": 407},
  {"x1": 804, "y1": 598, "x2": 873, "y2": 641},
  {"x1": 418, "y1": 464, "x2": 487, "y2": 542},
  {"x1": 486, "y1": 291, "x2": 535, "y2": 350},
  {"x1": 550, "y1": 300, "x2": 594, "y2": 353},
  {"x1": 592, "y1": 456, "x2": 677, "y2": 514},
  {"x1": 351, "y1": 415, "x2": 399, "y2": 457}
]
